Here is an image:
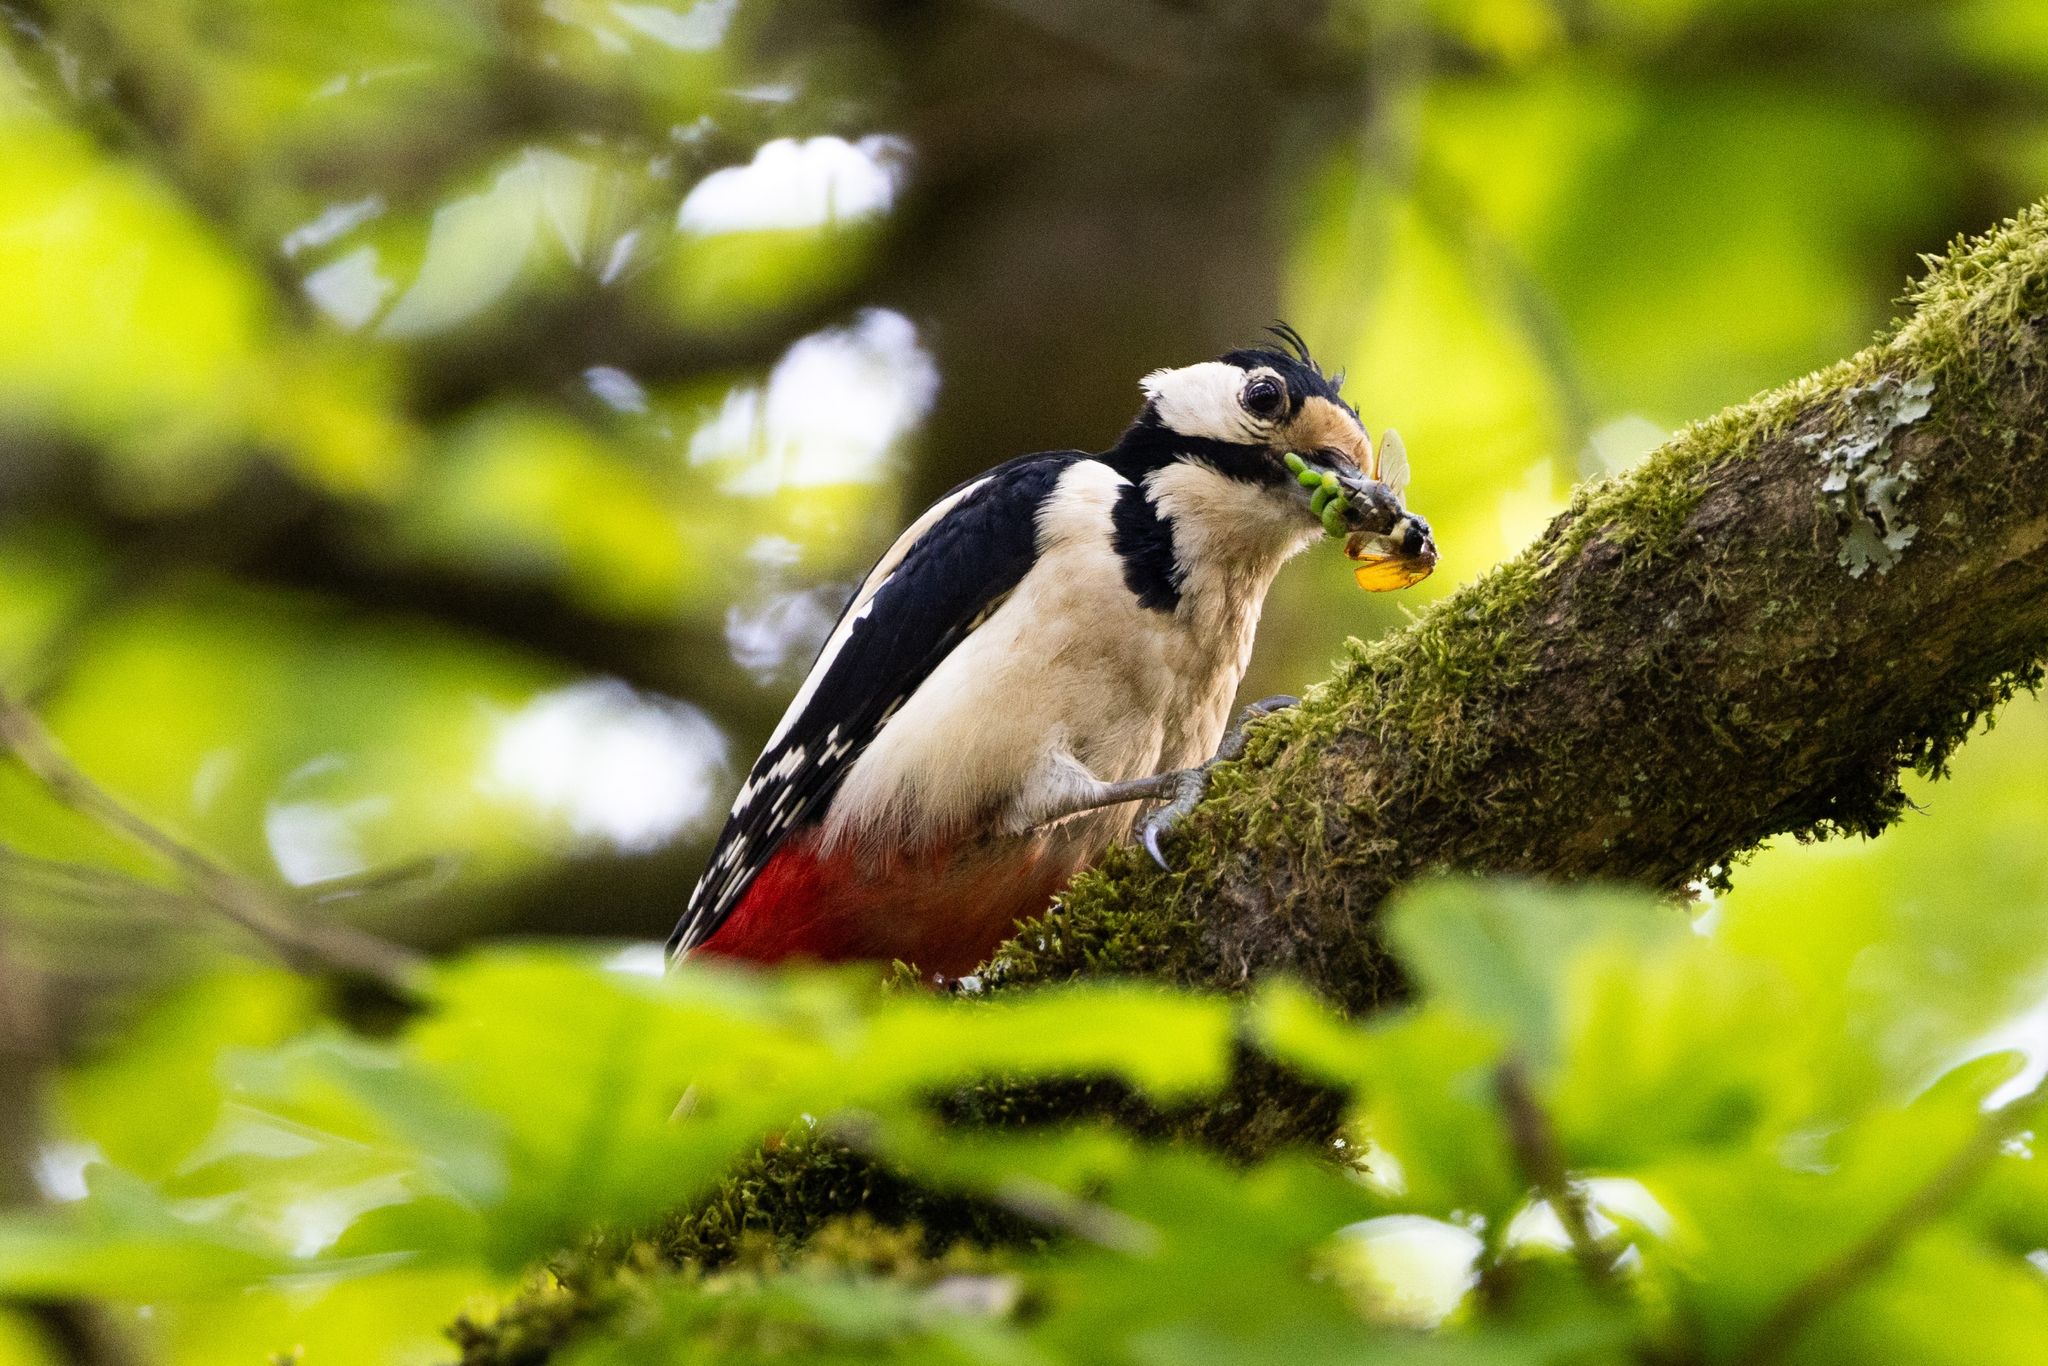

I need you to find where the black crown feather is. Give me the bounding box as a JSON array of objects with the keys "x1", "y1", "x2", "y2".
[
  {"x1": 1265, "y1": 321, "x2": 1319, "y2": 372},
  {"x1": 1261, "y1": 321, "x2": 1347, "y2": 401}
]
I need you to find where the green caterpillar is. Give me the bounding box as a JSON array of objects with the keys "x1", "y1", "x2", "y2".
[{"x1": 1283, "y1": 451, "x2": 1354, "y2": 538}]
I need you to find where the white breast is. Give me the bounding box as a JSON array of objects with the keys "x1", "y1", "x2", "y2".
[
  {"x1": 1144, "y1": 460, "x2": 1319, "y2": 770},
  {"x1": 820, "y1": 456, "x2": 1315, "y2": 864}
]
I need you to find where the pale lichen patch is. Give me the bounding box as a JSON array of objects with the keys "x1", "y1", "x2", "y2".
[{"x1": 1807, "y1": 374, "x2": 1934, "y2": 577}]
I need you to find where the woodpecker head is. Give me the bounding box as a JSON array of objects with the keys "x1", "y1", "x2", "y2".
[{"x1": 1114, "y1": 326, "x2": 1434, "y2": 586}]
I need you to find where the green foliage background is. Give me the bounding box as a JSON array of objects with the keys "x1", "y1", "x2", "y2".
[
  {"x1": 3, "y1": 0, "x2": 2048, "y2": 1361},
  {"x1": 11, "y1": 881, "x2": 2048, "y2": 1363}
]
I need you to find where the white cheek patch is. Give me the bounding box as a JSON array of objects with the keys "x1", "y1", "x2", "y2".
[
  {"x1": 1146, "y1": 460, "x2": 1316, "y2": 570},
  {"x1": 1140, "y1": 361, "x2": 1260, "y2": 443}
]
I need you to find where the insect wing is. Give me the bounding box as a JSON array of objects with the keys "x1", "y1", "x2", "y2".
[
  {"x1": 1375, "y1": 427, "x2": 1411, "y2": 500},
  {"x1": 1352, "y1": 553, "x2": 1432, "y2": 593}
]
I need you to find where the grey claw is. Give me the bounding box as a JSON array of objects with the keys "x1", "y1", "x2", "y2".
[
  {"x1": 1137, "y1": 699, "x2": 1299, "y2": 871},
  {"x1": 1215, "y1": 695, "x2": 1300, "y2": 763},
  {"x1": 1142, "y1": 821, "x2": 1170, "y2": 870},
  {"x1": 1139, "y1": 766, "x2": 1211, "y2": 870}
]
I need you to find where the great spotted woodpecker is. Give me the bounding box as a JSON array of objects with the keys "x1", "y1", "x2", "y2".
[{"x1": 669, "y1": 328, "x2": 1433, "y2": 977}]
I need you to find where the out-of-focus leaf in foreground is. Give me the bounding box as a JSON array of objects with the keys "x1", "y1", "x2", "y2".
[
  {"x1": 0, "y1": 950, "x2": 1241, "y2": 1359},
  {"x1": 8, "y1": 864, "x2": 2048, "y2": 1362}
]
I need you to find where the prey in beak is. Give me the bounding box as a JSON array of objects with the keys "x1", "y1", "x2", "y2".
[{"x1": 1283, "y1": 428, "x2": 1437, "y2": 592}]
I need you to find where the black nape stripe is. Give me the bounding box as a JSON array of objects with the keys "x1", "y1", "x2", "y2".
[
  {"x1": 1106, "y1": 425, "x2": 1276, "y2": 487},
  {"x1": 1111, "y1": 482, "x2": 1182, "y2": 613}
]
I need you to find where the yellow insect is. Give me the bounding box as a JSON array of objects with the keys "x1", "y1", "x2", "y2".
[{"x1": 1347, "y1": 428, "x2": 1437, "y2": 592}]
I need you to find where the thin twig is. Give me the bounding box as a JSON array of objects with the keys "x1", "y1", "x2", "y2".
[
  {"x1": 0, "y1": 910, "x2": 146, "y2": 1366},
  {"x1": 0, "y1": 690, "x2": 423, "y2": 991},
  {"x1": 1495, "y1": 1057, "x2": 1617, "y2": 1287},
  {"x1": 1411, "y1": 159, "x2": 1599, "y2": 476},
  {"x1": 1730, "y1": 1078, "x2": 2048, "y2": 1366},
  {"x1": 0, "y1": 841, "x2": 204, "y2": 917},
  {"x1": 300, "y1": 853, "x2": 461, "y2": 906}
]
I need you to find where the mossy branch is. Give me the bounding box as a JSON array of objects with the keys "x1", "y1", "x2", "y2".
[
  {"x1": 453, "y1": 202, "x2": 2048, "y2": 1363},
  {"x1": 986, "y1": 200, "x2": 2048, "y2": 1012}
]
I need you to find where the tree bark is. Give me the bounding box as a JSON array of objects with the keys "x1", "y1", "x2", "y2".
[
  {"x1": 451, "y1": 195, "x2": 2048, "y2": 1366},
  {"x1": 982, "y1": 202, "x2": 2048, "y2": 1014}
]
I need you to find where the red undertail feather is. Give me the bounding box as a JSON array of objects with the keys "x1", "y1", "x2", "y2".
[{"x1": 695, "y1": 833, "x2": 1079, "y2": 979}]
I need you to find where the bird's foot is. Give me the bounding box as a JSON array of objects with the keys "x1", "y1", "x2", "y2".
[{"x1": 1138, "y1": 694, "x2": 1298, "y2": 870}]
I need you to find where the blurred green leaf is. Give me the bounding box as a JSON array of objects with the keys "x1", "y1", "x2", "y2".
[
  {"x1": 1642, "y1": 1052, "x2": 2024, "y2": 1360},
  {"x1": 1720, "y1": 703, "x2": 2048, "y2": 1113},
  {"x1": 0, "y1": 122, "x2": 265, "y2": 477},
  {"x1": 0, "y1": 1164, "x2": 287, "y2": 1299},
  {"x1": 666, "y1": 225, "x2": 882, "y2": 331},
  {"x1": 0, "y1": 523, "x2": 110, "y2": 707},
  {"x1": 159, "y1": 1263, "x2": 509, "y2": 1366},
  {"x1": 1792, "y1": 1226, "x2": 2048, "y2": 1366},
  {"x1": 1386, "y1": 877, "x2": 1684, "y2": 1066},
  {"x1": 1254, "y1": 987, "x2": 1523, "y2": 1220},
  {"x1": 377, "y1": 148, "x2": 608, "y2": 340},
  {"x1": 1549, "y1": 936, "x2": 1812, "y2": 1167},
  {"x1": 406, "y1": 952, "x2": 1237, "y2": 1267},
  {"x1": 57, "y1": 966, "x2": 317, "y2": 1180},
  {"x1": 0, "y1": 1312, "x2": 58, "y2": 1366},
  {"x1": 1959, "y1": 1116, "x2": 2048, "y2": 1258},
  {"x1": 399, "y1": 407, "x2": 715, "y2": 618}
]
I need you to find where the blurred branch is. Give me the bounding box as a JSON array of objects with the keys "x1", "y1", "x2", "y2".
[
  {"x1": 1732, "y1": 1079, "x2": 2048, "y2": 1366},
  {"x1": 992, "y1": 198, "x2": 2048, "y2": 1011},
  {"x1": 0, "y1": 914, "x2": 145, "y2": 1366},
  {"x1": 1494, "y1": 1058, "x2": 1617, "y2": 1287},
  {"x1": 966, "y1": 0, "x2": 1268, "y2": 76},
  {"x1": 0, "y1": 690, "x2": 424, "y2": 991},
  {"x1": 1411, "y1": 156, "x2": 1599, "y2": 473},
  {"x1": 0, "y1": 919, "x2": 48, "y2": 1209},
  {"x1": 0, "y1": 452, "x2": 785, "y2": 731},
  {"x1": 0, "y1": 842, "x2": 207, "y2": 920}
]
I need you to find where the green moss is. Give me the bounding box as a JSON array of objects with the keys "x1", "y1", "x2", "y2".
[
  {"x1": 448, "y1": 1238, "x2": 646, "y2": 1366},
  {"x1": 445, "y1": 198, "x2": 2048, "y2": 1366},
  {"x1": 450, "y1": 1129, "x2": 1048, "y2": 1365},
  {"x1": 654, "y1": 1128, "x2": 1044, "y2": 1269},
  {"x1": 998, "y1": 196, "x2": 2048, "y2": 999},
  {"x1": 983, "y1": 846, "x2": 1202, "y2": 991},
  {"x1": 1892, "y1": 204, "x2": 2048, "y2": 432},
  {"x1": 451, "y1": 1210, "x2": 1023, "y2": 1366}
]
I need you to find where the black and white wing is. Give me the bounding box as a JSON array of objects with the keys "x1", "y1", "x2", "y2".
[{"x1": 668, "y1": 452, "x2": 1083, "y2": 957}]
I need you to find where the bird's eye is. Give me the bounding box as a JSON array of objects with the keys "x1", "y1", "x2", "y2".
[{"x1": 1242, "y1": 375, "x2": 1286, "y2": 419}]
